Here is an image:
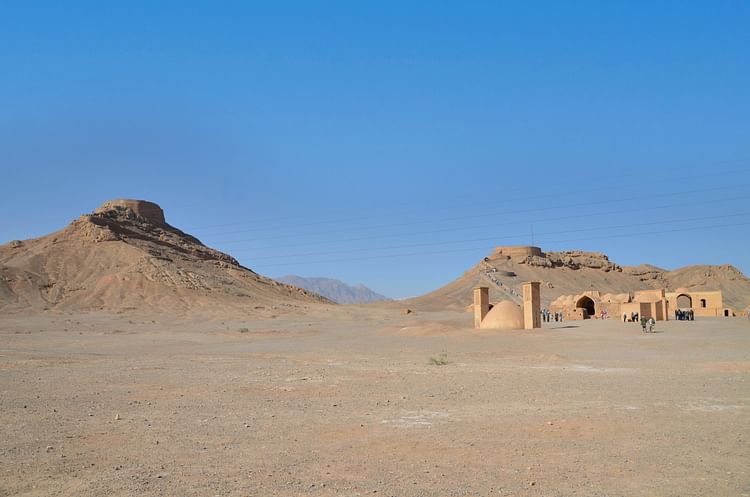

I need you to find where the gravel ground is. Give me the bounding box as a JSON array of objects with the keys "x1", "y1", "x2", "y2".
[{"x1": 1, "y1": 310, "x2": 749, "y2": 496}]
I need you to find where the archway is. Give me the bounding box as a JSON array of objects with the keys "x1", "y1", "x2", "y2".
[
  {"x1": 676, "y1": 294, "x2": 692, "y2": 309},
  {"x1": 576, "y1": 296, "x2": 596, "y2": 319}
]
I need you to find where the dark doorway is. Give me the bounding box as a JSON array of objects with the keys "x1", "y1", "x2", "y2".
[
  {"x1": 676, "y1": 294, "x2": 692, "y2": 309},
  {"x1": 576, "y1": 296, "x2": 595, "y2": 319},
  {"x1": 700, "y1": 299, "x2": 707, "y2": 308},
  {"x1": 724, "y1": 309, "x2": 729, "y2": 317}
]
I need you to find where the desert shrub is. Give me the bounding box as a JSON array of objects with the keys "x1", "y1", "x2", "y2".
[{"x1": 429, "y1": 352, "x2": 449, "y2": 366}]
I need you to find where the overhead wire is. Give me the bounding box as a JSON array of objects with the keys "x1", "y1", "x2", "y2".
[
  {"x1": 182, "y1": 160, "x2": 750, "y2": 231},
  {"x1": 201, "y1": 181, "x2": 750, "y2": 244},
  {"x1": 251, "y1": 220, "x2": 750, "y2": 268},
  {"x1": 241, "y1": 212, "x2": 750, "y2": 261},
  {"x1": 214, "y1": 194, "x2": 748, "y2": 251}
]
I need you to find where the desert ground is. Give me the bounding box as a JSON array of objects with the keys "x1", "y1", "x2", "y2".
[{"x1": 1, "y1": 307, "x2": 749, "y2": 497}]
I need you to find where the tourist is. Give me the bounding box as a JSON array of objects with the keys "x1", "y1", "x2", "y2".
[
  {"x1": 640, "y1": 316, "x2": 647, "y2": 332},
  {"x1": 623, "y1": 312, "x2": 627, "y2": 322}
]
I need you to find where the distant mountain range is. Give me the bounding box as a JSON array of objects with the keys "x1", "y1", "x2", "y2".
[{"x1": 276, "y1": 275, "x2": 390, "y2": 304}]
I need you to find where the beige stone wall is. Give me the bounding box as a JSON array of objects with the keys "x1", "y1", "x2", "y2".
[
  {"x1": 620, "y1": 302, "x2": 641, "y2": 319},
  {"x1": 473, "y1": 287, "x2": 489, "y2": 328},
  {"x1": 491, "y1": 246, "x2": 543, "y2": 259},
  {"x1": 554, "y1": 289, "x2": 673, "y2": 321},
  {"x1": 666, "y1": 290, "x2": 724, "y2": 317},
  {"x1": 634, "y1": 288, "x2": 665, "y2": 303},
  {"x1": 523, "y1": 282, "x2": 541, "y2": 329},
  {"x1": 95, "y1": 199, "x2": 166, "y2": 224}
]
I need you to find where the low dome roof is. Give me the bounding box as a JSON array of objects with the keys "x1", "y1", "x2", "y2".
[{"x1": 480, "y1": 300, "x2": 524, "y2": 330}]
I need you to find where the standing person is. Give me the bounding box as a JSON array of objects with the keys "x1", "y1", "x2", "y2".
[
  {"x1": 623, "y1": 312, "x2": 627, "y2": 322},
  {"x1": 640, "y1": 316, "x2": 647, "y2": 333},
  {"x1": 647, "y1": 317, "x2": 655, "y2": 333}
]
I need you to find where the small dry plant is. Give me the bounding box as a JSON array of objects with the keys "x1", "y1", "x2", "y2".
[{"x1": 429, "y1": 352, "x2": 449, "y2": 366}]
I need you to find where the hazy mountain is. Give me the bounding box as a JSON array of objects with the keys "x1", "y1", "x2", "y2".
[{"x1": 276, "y1": 275, "x2": 390, "y2": 304}]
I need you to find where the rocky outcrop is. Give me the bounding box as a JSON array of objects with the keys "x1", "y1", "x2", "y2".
[
  {"x1": 624, "y1": 264, "x2": 666, "y2": 282},
  {"x1": 517, "y1": 250, "x2": 622, "y2": 272}
]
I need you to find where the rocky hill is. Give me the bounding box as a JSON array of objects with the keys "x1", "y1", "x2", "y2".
[
  {"x1": 406, "y1": 246, "x2": 750, "y2": 312},
  {"x1": 276, "y1": 275, "x2": 389, "y2": 304},
  {"x1": 0, "y1": 199, "x2": 330, "y2": 316}
]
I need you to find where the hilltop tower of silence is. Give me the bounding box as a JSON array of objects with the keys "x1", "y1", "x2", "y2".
[{"x1": 472, "y1": 246, "x2": 735, "y2": 330}]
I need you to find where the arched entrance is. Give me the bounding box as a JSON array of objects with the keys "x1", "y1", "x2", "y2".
[
  {"x1": 676, "y1": 294, "x2": 692, "y2": 309},
  {"x1": 576, "y1": 296, "x2": 596, "y2": 319}
]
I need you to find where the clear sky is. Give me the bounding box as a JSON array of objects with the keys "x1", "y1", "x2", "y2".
[{"x1": 1, "y1": 1, "x2": 749, "y2": 298}]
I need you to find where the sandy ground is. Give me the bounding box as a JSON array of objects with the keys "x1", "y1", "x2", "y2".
[{"x1": 1, "y1": 307, "x2": 749, "y2": 497}]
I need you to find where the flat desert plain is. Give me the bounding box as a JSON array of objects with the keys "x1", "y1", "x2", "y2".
[{"x1": 1, "y1": 308, "x2": 749, "y2": 497}]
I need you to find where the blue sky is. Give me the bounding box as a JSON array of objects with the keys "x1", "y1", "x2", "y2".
[{"x1": 1, "y1": 1, "x2": 749, "y2": 298}]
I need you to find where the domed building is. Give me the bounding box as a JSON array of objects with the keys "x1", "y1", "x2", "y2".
[
  {"x1": 479, "y1": 300, "x2": 524, "y2": 330},
  {"x1": 473, "y1": 283, "x2": 541, "y2": 330}
]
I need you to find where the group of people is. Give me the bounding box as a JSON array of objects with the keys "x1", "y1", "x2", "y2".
[
  {"x1": 540, "y1": 309, "x2": 563, "y2": 322},
  {"x1": 675, "y1": 309, "x2": 694, "y2": 321},
  {"x1": 623, "y1": 312, "x2": 640, "y2": 322},
  {"x1": 623, "y1": 312, "x2": 656, "y2": 331}
]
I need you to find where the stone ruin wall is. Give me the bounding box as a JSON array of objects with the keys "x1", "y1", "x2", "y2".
[
  {"x1": 491, "y1": 246, "x2": 543, "y2": 259},
  {"x1": 95, "y1": 199, "x2": 166, "y2": 224}
]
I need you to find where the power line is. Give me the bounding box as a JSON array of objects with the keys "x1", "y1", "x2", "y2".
[
  {"x1": 212, "y1": 194, "x2": 748, "y2": 251},
  {"x1": 183, "y1": 160, "x2": 750, "y2": 231},
  {"x1": 198, "y1": 177, "x2": 750, "y2": 237},
  {"x1": 239, "y1": 212, "x2": 750, "y2": 261},
  {"x1": 250, "y1": 220, "x2": 750, "y2": 268},
  {"x1": 204, "y1": 185, "x2": 749, "y2": 248}
]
